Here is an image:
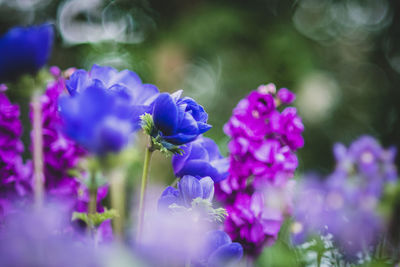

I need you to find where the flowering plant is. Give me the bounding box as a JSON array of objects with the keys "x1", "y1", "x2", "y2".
[{"x1": 0, "y1": 22, "x2": 398, "y2": 267}]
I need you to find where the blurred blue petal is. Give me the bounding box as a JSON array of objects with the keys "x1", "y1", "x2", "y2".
[{"x1": 0, "y1": 23, "x2": 53, "y2": 82}]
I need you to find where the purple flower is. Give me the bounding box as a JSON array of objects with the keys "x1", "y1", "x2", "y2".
[
  {"x1": 172, "y1": 136, "x2": 228, "y2": 182},
  {"x1": 277, "y1": 88, "x2": 296, "y2": 104},
  {"x1": 224, "y1": 192, "x2": 283, "y2": 257},
  {"x1": 158, "y1": 175, "x2": 214, "y2": 210},
  {"x1": 152, "y1": 90, "x2": 212, "y2": 145},
  {"x1": 0, "y1": 24, "x2": 54, "y2": 82},
  {"x1": 0, "y1": 87, "x2": 32, "y2": 214},
  {"x1": 197, "y1": 230, "x2": 243, "y2": 267},
  {"x1": 215, "y1": 84, "x2": 303, "y2": 256},
  {"x1": 278, "y1": 107, "x2": 304, "y2": 150},
  {"x1": 31, "y1": 69, "x2": 86, "y2": 197}
]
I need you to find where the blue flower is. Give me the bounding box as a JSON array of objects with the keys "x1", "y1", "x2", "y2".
[
  {"x1": 198, "y1": 230, "x2": 243, "y2": 267},
  {"x1": 172, "y1": 136, "x2": 228, "y2": 182},
  {"x1": 59, "y1": 83, "x2": 133, "y2": 155},
  {"x1": 0, "y1": 24, "x2": 54, "y2": 82},
  {"x1": 65, "y1": 65, "x2": 159, "y2": 130},
  {"x1": 152, "y1": 90, "x2": 211, "y2": 145},
  {"x1": 158, "y1": 175, "x2": 214, "y2": 210}
]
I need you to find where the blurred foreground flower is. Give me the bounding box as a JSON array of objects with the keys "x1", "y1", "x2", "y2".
[
  {"x1": 0, "y1": 24, "x2": 53, "y2": 82},
  {"x1": 0, "y1": 203, "x2": 100, "y2": 267}
]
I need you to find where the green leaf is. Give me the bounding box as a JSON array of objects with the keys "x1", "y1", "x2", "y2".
[{"x1": 72, "y1": 209, "x2": 119, "y2": 228}]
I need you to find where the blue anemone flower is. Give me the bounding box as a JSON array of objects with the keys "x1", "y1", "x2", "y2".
[
  {"x1": 59, "y1": 83, "x2": 133, "y2": 155},
  {"x1": 0, "y1": 24, "x2": 54, "y2": 82},
  {"x1": 158, "y1": 175, "x2": 214, "y2": 210},
  {"x1": 152, "y1": 90, "x2": 211, "y2": 145},
  {"x1": 59, "y1": 65, "x2": 159, "y2": 155},
  {"x1": 65, "y1": 65, "x2": 159, "y2": 130},
  {"x1": 172, "y1": 136, "x2": 228, "y2": 182}
]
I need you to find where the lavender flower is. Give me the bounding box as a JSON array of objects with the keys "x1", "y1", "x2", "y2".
[
  {"x1": 172, "y1": 136, "x2": 228, "y2": 182},
  {"x1": 291, "y1": 136, "x2": 396, "y2": 259},
  {"x1": 152, "y1": 90, "x2": 211, "y2": 145},
  {"x1": 0, "y1": 24, "x2": 54, "y2": 82}
]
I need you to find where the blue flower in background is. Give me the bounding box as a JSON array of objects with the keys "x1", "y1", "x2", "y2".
[
  {"x1": 65, "y1": 65, "x2": 159, "y2": 130},
  {"x1": 152, "y1": 90, "x2": 212, "y2": 145},
  {"x1": 172, "y1": 136, "x2": 228, "y2": 182},
  {"x1": 0, "y1": 24, "x2": 54, "y2": 82},
  {"x1": 158, "y1": 175, "x2": 214, "y2": 210},
  {"x1": 197, "y1": 230, "x2": 243, "y2": 267}
]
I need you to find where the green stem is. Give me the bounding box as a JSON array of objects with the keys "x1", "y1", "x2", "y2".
[
  {"x1": 136, "y1": 142, "x2": 154, "y2": 242},
  {"x1": 32, "y1": 93, "x2": 44, "y2": 210},
  {"x1": 89, "y1": 171, "x2": 97, "y2": 216}
]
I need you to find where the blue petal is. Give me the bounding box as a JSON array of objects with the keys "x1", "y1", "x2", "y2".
[
  {"x1": 162, "y1": 132, "x2": 199, "y2": 145},
  {"x1": 153, "y1": 93, "x2": 178, "y2": 136},
  {"x1": 197, "y1": 122, "x2": 212, "y2": 134},
  {"x1": 203, "y1": 230, "x2": 232, "y2": 260},
  {"x1": 178, "y1": 175, "x2": 202, "y2": 207},
  {"x1": 178, "y1": 160, "x2": 221, "y2": 182},
  {"x1": 177, "y1": 111, "x2": 199, "y2": 136},
  {"x1": 66, "y1": 69, "x2": 91, "y2": 96},
  {"x1": 208, "y1": 242, "x2": 243, "y2": 267},
  {"x1": 92, "y1": 116, "x2": 132, "y2": 154},
  {"x1": 172, "y1": 142, "x2": 192, "y2": 176},
  {"x1": 200, "y1": 137, "x2": 222, "y2": 160},
  {"x1": 90, "y1": 65, "x2": 119, "y2": 88},
  {"x1": 199, "y1": 177, "x2": 214, "y2": 201},
  {"x1": 0, "y1": 24, "x2": 54, "y2": 82},
  {"x1": 134, "y1": 84, "x2": 159, "y2": 106},
  {"x1": 158, "y1": 186, "x2": 181, "y2": 210}
]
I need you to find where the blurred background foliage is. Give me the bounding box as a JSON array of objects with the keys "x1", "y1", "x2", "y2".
[{"x1": 0, "y1": 0, "x2": 399, "y2": 264}]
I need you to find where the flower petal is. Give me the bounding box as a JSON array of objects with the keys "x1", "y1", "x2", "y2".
[
  {"x1": 208, "y1": 243, "x2": 243, "y2": 267},
  {"x1": 178, "y1": 175, "x2": 202, "y2": 206},
  {"x1": 153, "y1": 93, "x2": 178, "y2": 136}
]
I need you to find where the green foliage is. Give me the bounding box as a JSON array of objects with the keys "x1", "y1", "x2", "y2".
[{"x1": 72, "y1": 209, "x2": 119, "y2": 228}]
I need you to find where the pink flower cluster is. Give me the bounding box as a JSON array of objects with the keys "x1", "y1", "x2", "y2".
[
  {"x1": 34, "y1": 67, "x2": 87, "y2": 200},
  {"x1": 216, "y1": 84, "x2": 304, "y2": 256},
  {"x1": 0, "y1": 85, "x2": 32, "y2": 215}
]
